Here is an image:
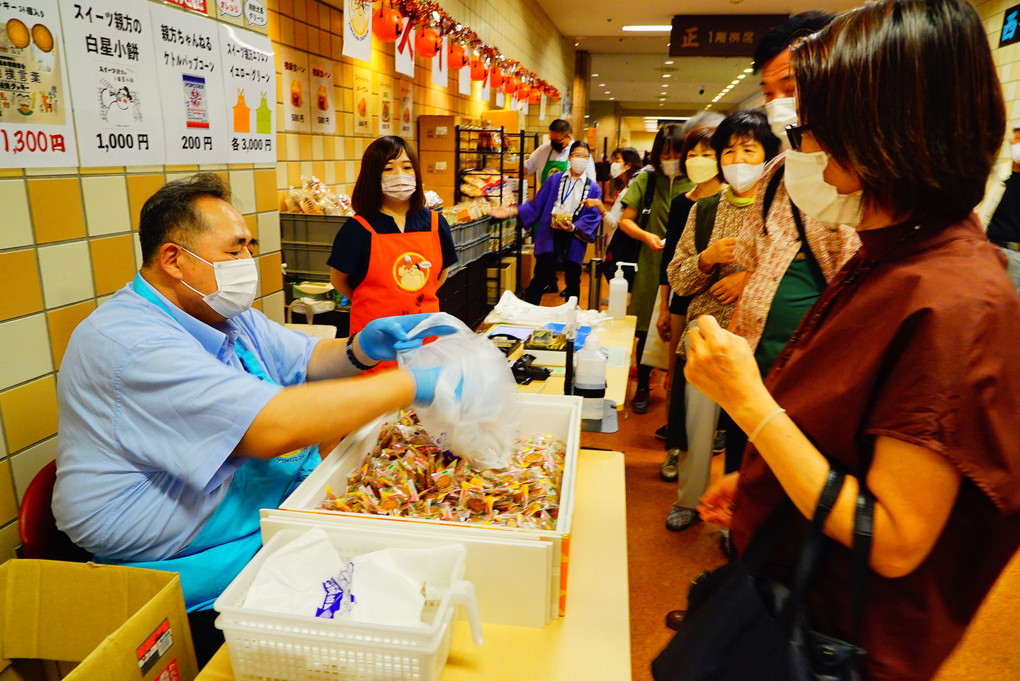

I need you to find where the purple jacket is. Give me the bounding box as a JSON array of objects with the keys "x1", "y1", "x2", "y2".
[{"x1": 517, "y1": 171, "x2": 602, "y2": 266}]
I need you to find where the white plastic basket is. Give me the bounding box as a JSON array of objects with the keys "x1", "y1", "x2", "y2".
[{"x1": 214, "y1": 529, "x2": 483, "y2": 681}]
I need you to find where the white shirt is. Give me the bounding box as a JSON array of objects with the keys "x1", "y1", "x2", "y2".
[{"x1": 524, "y1": 141, "x2": 597, "y2": 181}]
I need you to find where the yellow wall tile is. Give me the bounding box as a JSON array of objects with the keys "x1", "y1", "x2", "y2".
[
  {"x1": 252, "y1": 298, "x2": 264, "y2": 312},
  {"x1": 279, "y1": 16, "x2": 295, "y2": 47},
  {"x1": 278, "y1": 0, "x2": 294, "y2": 16},
  {"x1": 47, "y1": 301, "x2": 96, "y2": 370},
  {"x1": 89, "y1": 235, "x2": 137, "y2": 297},
  {"x1": 0, "y1": 460, "x2": 17, "y2": 525},
  {"x1": 260, "y1": 252, "x2": 284, "y2": 294},
  {"x1": 0, "y1": 375, "x2": 58, "y2": 452},
  {"x1": 329, "y1": 6, "x2": 343, "y2": 35},
  {"x1": 305, "y1": 0, "x2": 319, "y2": 25},
  {"x1": 127, "y1": 174, "x2": 166, "y2": 230},
  {"x1": 254, "y1": 169, "x2": 278, "y2": 212},
  {"x1": 0, "y1": 250, "x2": 44, "y2": 322},
  {"x1": 27, "y1": 178, "x2": 86, "y2": 243},
  {"x1": 294, "y1": 21, "x2": 308, "y2": 51},
  {"x1": 312, "y1": 161, "x2": 326, "y2": 180},
  {"x1": 244, "y1": 214, "x2": 259, "y2": 244},
  {"x1": 298, "y1": 135, "x2": 313, "y2": 160}
]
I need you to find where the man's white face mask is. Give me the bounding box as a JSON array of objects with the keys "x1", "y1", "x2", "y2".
[
  {"x1": 765, "y1": 97, "x2": 799, "y2": 151},
  {"x1": 179, "y1": 246, "x2": 259, "y2": 318}
]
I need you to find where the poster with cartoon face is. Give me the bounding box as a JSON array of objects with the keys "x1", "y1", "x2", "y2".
[
  {"x1": 0, "y1": 0, "x2": 78, "y2": 167},
  {"x1": 60, "y1": 0, "x2": 166, "y2": 166}
]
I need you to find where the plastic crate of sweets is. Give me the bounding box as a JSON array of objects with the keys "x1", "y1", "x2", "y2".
[
  {"x1": 214, "y1": 526, "x2": 482, "y2": 681},
  {"x1": 270, "y1": 394, "x2": 582, "y2": 628}
]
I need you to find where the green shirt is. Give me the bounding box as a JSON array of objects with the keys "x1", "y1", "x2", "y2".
[{"x1": 620, "y1": 170, "x2": 694, "y2": 331}]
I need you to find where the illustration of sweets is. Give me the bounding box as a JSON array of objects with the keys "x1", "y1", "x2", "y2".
[
  {"x1": 256, "y1": 93, "x2": 272, "y2": 134},
  {"x1": 233, "y1": 90, "x2": 250, "y2": 133}
]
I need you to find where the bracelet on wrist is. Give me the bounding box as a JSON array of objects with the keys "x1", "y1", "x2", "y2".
[
  {"x1": 748, "y1": 407, "x2": 786, "y2": 443},
  {"x1": 346, "y1": 333, "x2": 377, "y2": 371}
]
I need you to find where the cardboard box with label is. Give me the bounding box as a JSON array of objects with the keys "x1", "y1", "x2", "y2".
[
  {"x1": 417, "y1": 115, "x2": 457, "y2": 152},
  {"x1": 418, "y1": 151, "x2": 456, "y2": 188},
  {"x1": 0, "y1": 560, "x2": 198, "y2": 681}
]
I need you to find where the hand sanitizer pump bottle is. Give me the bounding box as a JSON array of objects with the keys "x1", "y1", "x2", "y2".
[{"x1": 608, "y1": 262, "x2": 637, "y2": 319}]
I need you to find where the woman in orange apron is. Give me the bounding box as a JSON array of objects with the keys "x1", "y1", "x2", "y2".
[{"x1": 328, "y1": 136, "x2": 457, "y2": 366}]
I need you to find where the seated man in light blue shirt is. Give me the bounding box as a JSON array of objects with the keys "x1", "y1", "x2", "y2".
[{"x1": 53, "y1": 173, "x2": 453, "y2": 665}]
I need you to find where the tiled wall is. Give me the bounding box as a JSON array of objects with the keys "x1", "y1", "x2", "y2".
[{"x1": 0, "y1": 0, "x2": 572, "y2": 561}]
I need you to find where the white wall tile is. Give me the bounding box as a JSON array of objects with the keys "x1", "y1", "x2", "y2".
[
  {"x1": 263, "y1": 290, "x2": 285, "y2": 324},
  {"x1": 0, "y1": 315, "x2": 53, "y2": 391},
  {"x1": 38, "y1": 241, "x2": 94, "y2": 308},
  {"x1": 97, "y1": 293, "x2": 115, "y2": 306},
  {"x1": 9, "y1": 435, "x2": 57, "y2": 503},
  {"x1": 165, "y1": 171, "x2": 195, "y2": 183},
  {"x1": 0, "y1": 180, "x2": 34, "y2": 250},
  {"x1": 287, "y1": 134, "x2": 301, "y2": 160},
  {"x1": 82, "y1": 175, "x2": 131, "y2": 236},
  {"x1": 229, "y1": 169, "x2": 257, "y2": 214},
  {"x1": 257, "y1": 211, "x2": 281, "y2": 253},
  {"x1": 0, "y1": 424, "x2": 7, "y2": 458}
]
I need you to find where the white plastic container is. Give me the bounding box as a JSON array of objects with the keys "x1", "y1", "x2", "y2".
[
  {"x1": 573, "y1": 332, "x2": 607, "y2": 420},
  {"x1": 215, "y1": 525, "x2": 483, "y2": 681},
  {"x1": 268, "y1": 393, "x2": 582, "y2": 628},
  {"x1": 607, "y1": 262, "x2": 637, "y2": 319}
]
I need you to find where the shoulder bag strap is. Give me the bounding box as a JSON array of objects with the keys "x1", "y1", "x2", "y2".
[
  {"x1": 761, "y1": 163, "x2": 786, "y2": 235},
  {"x1": 638, "y1": 171, "x2": 656, "y2": 229},
  {"x1": 778, "y1": 467, "x2": 847, "y2": 631},
  {"x1": 850, "y1": 483, "x2": 875, "y2": 641},
  {"x1": 694, "y1": 193, "x2": 722, "y2": 253}
]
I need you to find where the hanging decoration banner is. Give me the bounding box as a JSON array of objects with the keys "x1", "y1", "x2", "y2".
[
  {"x1": 397, "y1": 77, "x2": 412, "y2": 138},
  {"x1": 539, "y1": 94, "x2": 547, "y2": 122},
  {"x1": 309, "y1": 57, "x2": 335, "y2": 134},
  {"x1": 0, "y1": 0, "x2": 78, "y2": 168},
  {"x1": 217, "y1": 0, "x2": 243, "y2": 26},
  {"x1": 496, "y1": 89, "x2": 504, "y2": 108},
  {"x1": 280, "y1": 46, "x2": 310, "y2": 132},
  {"x1": 378, "y1": 74, "x2": 393, "y2": 136},
  {"x1": 480, "y1": 71, "x2": 490, "y2": 103},
  {"x1": 431, "y1": 36, "x2": 447, "y2": 88},
  {"x1": 151, "y1": 3, "x2": 228, "y2": 165},
  {"x1": 165, "y1": 0, "x2": 209, "y2": 15},
  {"x1": 60, "y1": 0, "x2": 166, "y2": 167},
  {"x1": 394, "y1": 18, "x2": 414, "y2": 77},
  {"x1": 219, "y1": 24, "x2": 275, "y2": 163},
  {"x1": 458, "y1": 63, "x2": 470, "y2": 96},
  {"x1": 352, "y1": 66, "x2": 371, "y2": 136},
  {"x1": 342, "y1": 0, "x2": 372, "y2": 64}
]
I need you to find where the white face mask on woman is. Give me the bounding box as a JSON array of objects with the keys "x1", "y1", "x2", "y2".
[
  {"x1": 722, "y1": 162, "x2": 765, "y2": 194},
  {"x1": 685, "y1": 156, "x2": 718, "y2": 185},
  {"x1": 610, "y1": 161, "x2": 625, "y2": 178},
  {"x1": 381, "y1": 173, "x2": 416, "y2": 201},
  {"x1": 660, "y1": 158, "x2": 681, "y2": 178},
  {"x1": 765, "y1": 97, "x2": 798, "y2": 150},
  {"x1": 784, "y1": 149, "x2": 864, "y2": 226},
  {"x1": 179, "y1": 246, "x2": 259, "y2": 318},
  {"x1": 570, "y1": 157, "x2": 589, "y2": 176}
]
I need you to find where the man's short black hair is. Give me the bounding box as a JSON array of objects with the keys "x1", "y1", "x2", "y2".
[
  {"x1": 753, "y1": 11, "x2": 834, "y2": 73},
  {"x1": 139, "y1": 173, "x2": 231, "y2": 266},
  {"x1": 549, "y1": 119, "x2": 571, "y2": 134}
]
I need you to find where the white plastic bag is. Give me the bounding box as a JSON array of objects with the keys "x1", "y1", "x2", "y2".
[{"x1": 397, "y1": 313, "x2": 521, "y2": 469}]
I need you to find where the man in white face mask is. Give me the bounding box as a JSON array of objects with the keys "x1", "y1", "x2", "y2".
[{"x1": 52, "y1": 173, "x2": 461, "y2": 666}]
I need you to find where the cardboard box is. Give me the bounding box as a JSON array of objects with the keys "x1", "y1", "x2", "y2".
[
  {"x1": 418, "y1": 115, "x2": 457, "y2": 152},
  {"x1": 0, "y1": 560, "x2": 198, "y2": 681},
  {"x1": 418, "y1": 151, "x2": 456, "y2": 188},
  {"x1": 431, "y1": 185, "x2": 455, "y2": 208}
]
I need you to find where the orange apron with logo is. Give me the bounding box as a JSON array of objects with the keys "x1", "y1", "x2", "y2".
[{"x1": 349, "y1": 210, "x2": 443, "y2": 340}]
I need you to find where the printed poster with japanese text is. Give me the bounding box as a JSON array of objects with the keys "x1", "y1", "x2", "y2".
[
  {"x1": 342, "y1": 0, "x2": 371, "y2": 64},
  {"x1": 458, "y1": 64, "x2": 470, "y2": 96},
  {"x1": 151, "y1": 2, "x2": 229, "y2": 164},
  {"x1": 378, "y1": 74, "x2": 393, "y2": 136},
  {"x1": 430, "y1": 36, "x2": 447, "y2": 88},
  {"x1": 353, "y1": 66, "x2": 370, "y2": 136},
  {"x1": 219, "y1": 23, "x2": 275, "y2": 163},
  {"x1": 397, "y1": 77, "x2": 412, "y2": 138},
  {"x1": 60, "y1": 0, "x2": 167, "y2": 166},
  {"x1": 309, "y1": 57, "x2": 335, "y2": 134},
  {"x1": 0, "y1": 0, "x2": 78, "y2": 167},
  {"x1": 280, "y1": 46, "x2": 310, "y2": 132}
]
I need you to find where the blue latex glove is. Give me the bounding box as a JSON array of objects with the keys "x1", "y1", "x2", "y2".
[
  {"x1": 409, "y1": 367, "x2": 463, "y2": 407},
  {"x1": 358, "y1": 313, "x2": 459, "y2": 361}
]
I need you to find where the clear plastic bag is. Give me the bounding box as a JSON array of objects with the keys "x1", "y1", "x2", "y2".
[{"x1": 397, "y1": 313, "x2": 521, "y2": 469}]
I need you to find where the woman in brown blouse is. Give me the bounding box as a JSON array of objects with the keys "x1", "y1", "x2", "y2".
[{"x1": 684, "y1": 1, "x2": 1020, "y2": 679}]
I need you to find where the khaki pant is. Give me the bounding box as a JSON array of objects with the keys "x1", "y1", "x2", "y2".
[{"x1": 677, "y1": 382, "x2": 720, "y2": 508}]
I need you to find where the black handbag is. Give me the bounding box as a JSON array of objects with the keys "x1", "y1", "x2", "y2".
[{"x1": 652, "y1": 468, "x2": 875, "y2": 681}]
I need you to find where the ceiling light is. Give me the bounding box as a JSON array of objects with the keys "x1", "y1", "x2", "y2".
[
  {"x1": 662, "y1": 83, "x2": 669, "y2": 88},
  {"x1": 659, "y1": 92, "x2": 666, "y2": 95},
  {"x1": 730, "y1": 80, "x2": 739, "y2": 85},
  {"x1": 599, "y1": 83, "x2": 605, "y2": 87},
  {"x1": 743, "y1": 68, "x2": 753, "y2": 73},
  {"x1": 592, "y1": 73, "x2": 599, "y2": 77},
  {"x1": 662, "y1": 74, "x2": 671, "y2": 78},
  {"x1": 609, "y1": 97, "x2": 615, "y2": 100},
  {"x1": 737, "y1": 75, "x2": 746, "y2": 80},
  {"x1": 574, "y1": 42, "x2": 579, "y2": 46},
  {"x1": 659, "y1": 103, "x2": 664, "y2": 107},
  {"x1": 604, "y1": 91, "x2": 610, "y2": 94},
  {"x1": 665, "y1": 60, "x2": 674, "y2": 65},
  {"x1": 622, "y1": 25, "x2": 671, "y2": 31}
]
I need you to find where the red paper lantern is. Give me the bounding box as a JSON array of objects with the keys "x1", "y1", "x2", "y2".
[
  {"x1": 469, "y1": 59, "x2": 487, "y2": 81},
  {"x1": 415, "y1": 28, "x2": 441, "y2": 59},
  {"x1": 528, "y1": 89, "x2": 541, "y2": 105},
  {"x1": 503, "y1": 76, "x2": 517, "y2": 94},
  {"x1": 447, "y1": 43, "x2": 467, "y2": 70},
  {"x1": 516, "y1": 84, "x2": 530, "y2": 100},
  {"x1": 372, "y1": 4, "x2": 402, "y2": 43},
  {"x1": 488, "y1": 67, "x2": 503, "y2": 89}
]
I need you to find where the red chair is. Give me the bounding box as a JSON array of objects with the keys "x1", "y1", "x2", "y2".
[{"x1": 17, "y1": 460, "x2": 57, "y2": 559}]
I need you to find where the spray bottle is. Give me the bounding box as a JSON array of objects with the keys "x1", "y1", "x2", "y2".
[
  {"x1": 573, "y1": 331, "x2": 608, "y2": 420},
  {"x1": 608, "y1": 262, "x2": 638, "y2": 319}
]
